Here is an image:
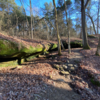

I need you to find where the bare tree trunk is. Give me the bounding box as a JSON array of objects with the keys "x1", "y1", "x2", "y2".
[
  {"x1": 19, "y1": 0, "x2": 30, "y2": 38},
  {"x1": 45, "y1": 18, "x2": 65, "y2": 50},
  {"x1": 30, "y1": 0, "x2": 33, "y2": 39},
  {"x1": 68, "y1": 24, "x2": 71, "y2": 53},
  {"x1": 81, "y1": 0, "x2": 90, "y2": 49},
  {"x1": 64, "y1": 0, "x2": 71, "y2": 53},
  {"x1": 96, "y1": 34, "x2": 100, "y2": 56},
  {"x1": 88, "y1": 14, "x2": 97, "y2": 35},
  {"x1": 90, "y1": 26, "x2": 91, "y2": 35},
  {"x1": 97, "y1": 0, "x2": 100, "y2": 34},
  {"x1": 16, "y1": 16, "x2": 18, "y2": 36},
  {"x1": 7, "y1": 0, "x2": 10, "y2": 34},
  {"x1": 85, "y1": 20, "x2": 88, "y2": 35},
  {"x1": 33, "y1": 16, "x2": 35, "y2": 37},
  {"x1": 53, "y1": 0, "x2": 61, "y2": 55},
  {"x1": 43, "y1": 19, "x2": 50, "y2": 40},
  {"x1": 0, "y1": 9, "x2": 4, "y2": 31},
  {"x1": 68, "y1": 12, "x2": 71, "y2": 54},
  {"x1": 80, "y1": 27, "x2": 82, "y2": 39},
  {"x1": 23, "y1": 22, "x2": 24, "y2": 38}
]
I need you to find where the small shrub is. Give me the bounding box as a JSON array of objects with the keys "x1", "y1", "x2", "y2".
[{"x1": 90, "y1": 78, "x2": 100, "y2": 87}]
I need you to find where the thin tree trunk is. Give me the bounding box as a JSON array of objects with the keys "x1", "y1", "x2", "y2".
[
  {"x1": 88, "y1": 14, "x2": 97, "y2": 35},
  {"x1": 45, "y1": 18, "x2": 65, "y2": 50},
  {"x1": 30, "y1": 0, "x2": 33, "y2": 39},
  {"x1": 19, "y1": 0, "x2": 30, "y2": 38},
  {"x1": 90, "y1": 26, "x2": 91, "y2": 35},
  {"x1": 85, "y1": 20, "x2": 88, "y2": 35},
  {"x1": 68, "y1": 12, "x2": 71, "y2": 54},
  {"x1": 68, "y1": 25, "x2": 71, "y2": 53},
  {"x1": 43, "y1": 19, "x2": 50, "y2": 40},
  {"x1": 7, "y1": 0, "x2": 10, "y2": 34},
  {"x1": 33, "y1": 16, "x2": 35, "y2": 37},
  {"x1": 64, "y1": 0, "x2": 71, "y2": 53},
  {"x1": 96, "y1": 34, "x2": 100, "y2": 56},
  {"x1": 0, "y1": 9, "x2": 5, "y2": 31},
  {"x1": 53, "y1": 0, "x2": 61, "y2": 55},
  {"x1": 23, "y1": 22, "x2": 24, "y2": 38},
  {"x1": 16, "y1": 17, "x2": 18, "y2": 36},
  {"x1": 81, "y1": 0, "x2": 90, "y2": 49},
  {"x1": 80, "y1": 27, "x2": 82, "y2": 39},
  {"x1": 97, "y1": 0, "x2": 100, "y2": 34}
]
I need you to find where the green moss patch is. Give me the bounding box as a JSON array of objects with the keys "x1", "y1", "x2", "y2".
[
  {"x1": 70, "y1": 41, "x2": 82, "y2": 48},
  {"x1": 0, "y1": 58, "x2": 26, "y2": 68},
  {"x1": 0, "y1": 60, "x2": 18, "y2": 68},
  {"x1": 48, "y1": 43, "x2": 58, "y2": 51},
  {"x1": 0, "y1": 38, "x2": 46, "y2": 59},
  {"x1": 90, "y1": 78, "x2": 100, "y2": 87},
  {"x1": 88, "y1": 35, "x2": 97, "y2": 38},
  {"x1": 0, "y1": 39, "x2": 20, "y2": 56}
]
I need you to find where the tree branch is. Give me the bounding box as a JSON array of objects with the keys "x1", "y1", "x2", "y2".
[
  {"x1": 85, "y1": 0, "x2": 90, "y2": 9},
  {"x1": 87, "y1": 14, "x2": 97, "y2": 34}
]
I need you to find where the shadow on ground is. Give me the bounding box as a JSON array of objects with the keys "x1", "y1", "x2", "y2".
[{"x1": 0, "y1": 70, "x2": 81, "y2": 100}]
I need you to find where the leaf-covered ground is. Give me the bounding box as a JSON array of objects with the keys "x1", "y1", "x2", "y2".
[
  {"x1": 71, "y1": 36, "x2": 100, "y2": 100},
  {"x1": 0, "y1": 50, "x2": 81, "y2": 100}
]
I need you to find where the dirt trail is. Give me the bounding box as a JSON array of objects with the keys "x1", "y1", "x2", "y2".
[
  {"x1": 30, "y1": 48, "x2": 83, "y2": 100},
  {"x1": 36, "y1": 74, "x2": 81, "y2": 100}
]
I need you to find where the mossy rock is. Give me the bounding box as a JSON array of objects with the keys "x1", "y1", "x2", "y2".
[
  {"x1": 70, "y1": 41, "x2": 82, "y2": 48},
  {"x1": 0, "y1": 39, "x2": 26, "y2": 58},
  {"x1": 0, "y1": 58, "x2": 25, "y2": 68},
  {"x1": 69, "y1": 67, "x2": 75, "y2": 71},
  {"x1": 48, "y1": 40, "x2": 83, "y2": 53},
  {"x1": 62, "y1": 40, "x2": 82, "y2": 49},
  {"x1": 27, "y1": 55, "x2": 36, "y2": 60},
  {"x1": 0, "y1": 39, "x2": 47, "y2": 60},
  {"x1": 0, "y1": 38, "x2": 58, "y2": 63},
  {"x1": 59, "y1": 67, "x2": 64, "y2": 71},
  {"x1": 68, "y1": 64, "x2": 73, "y2": 67},
  {"x1": 0, "y1": 60, "x2": 18, "y2": 68},
  {"x1": 88, "y1": 35, "x2": 97, "y2": 38},
  {"x1": 48, "y1": 43, "x2": 57, "y2": 51},
  {"x1": 0, "y1": 38, "x2": 58, "y2": 65},
  {"x1": 62, "y1": 65, "x2": 68, "y2": 71},
  {"x1": 60, "y1": 71, "x2": 70, "y2": 75},
  {"x1": 17, "y1": 65, "x2": 23, "y2": 69},
  {"x1": 0, "y1": 39, "x2": 22, "y2": 56},
  {"x1": 74, "y1": 40, "x2": 82, "y2": 42},
  {"x1": 53, "y1": 64, "x2": 60, "y2": 70},
  {"x1": 23, "y1": 45, "x2": 44, "y2": 54}
]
